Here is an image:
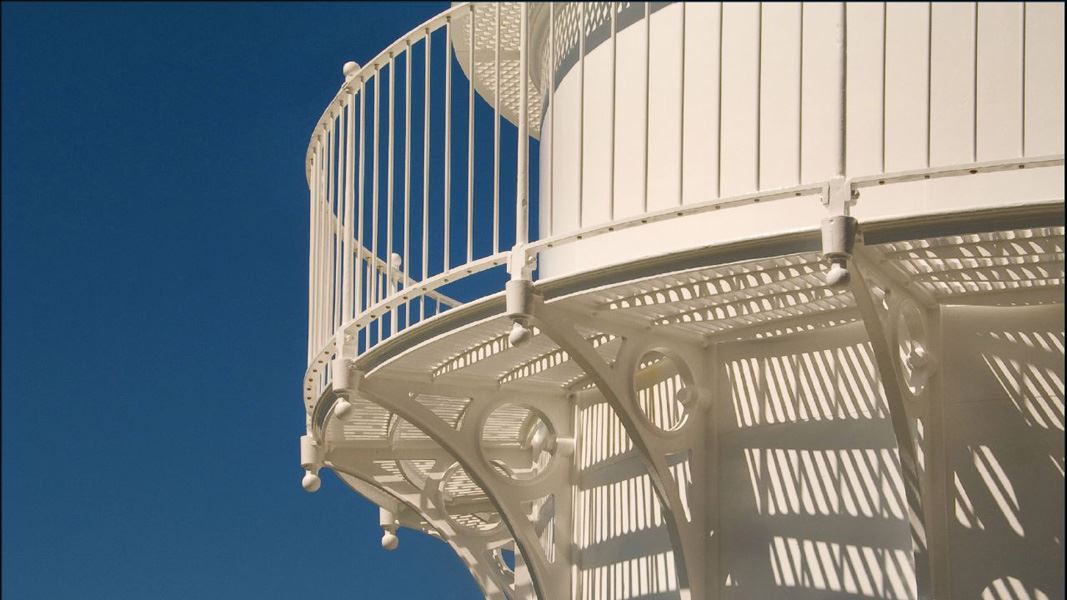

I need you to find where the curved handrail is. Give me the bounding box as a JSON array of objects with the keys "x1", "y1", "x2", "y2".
[
  {"x1": 303, "y1": 154, "x2": 1064, "y2": 413},
  {"x1": 301, "y1": 0, "x2": 1065, "y2": 414}
]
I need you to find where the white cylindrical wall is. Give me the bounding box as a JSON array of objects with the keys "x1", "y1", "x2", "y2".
[{"x1": 533, "y1": 2, "x2": 1064, "y2": 279}]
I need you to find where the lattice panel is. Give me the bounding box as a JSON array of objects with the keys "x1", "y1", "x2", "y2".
[
  {"x1": 879, "y1": 227, "x2": 1065, "y2": 298},
  {"x1": 443, "y1": 464, "x2": 489, "y2": 499},
  {"x1": 325, "y1": 397, "x2": 392, "y2": 441},
  {"x1": 453, "y1": 4, "x2": 544, "y2": 135},
  {"x1": 482, "y1": 404, "x2": 537, "y2": 446}
]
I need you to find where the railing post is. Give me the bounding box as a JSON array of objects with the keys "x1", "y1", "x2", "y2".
[
  {"x1": 342, "y1": 62, "x2": 359, "y2": 331},
  {"x1": 515, "y1": 3, "x2": 529, "y2": 248},
  {"x1": 508, "y1": 2, "x2": 534, "y2": 348},
  {"x1": 835, "y1": 1, "x2": 846, "y2": 178}
]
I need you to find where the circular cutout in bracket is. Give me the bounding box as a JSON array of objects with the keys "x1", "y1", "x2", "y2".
[
  {"x1": 440, "y1": 462, "x2": 504, "y2": 534},
  {"x1": 896, "y1": 301, "x2": 934, "y2": 397},
  {"x1": 480, "y1": 403, "x2": 556, "y2": 481},
  {"x1": 634, "y1": 350, "x2": 694, "y2": 432}
]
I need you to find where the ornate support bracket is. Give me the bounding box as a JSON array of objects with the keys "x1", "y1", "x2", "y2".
[
  {"x1": 848, "y1": 243, "x2": 945, "y2": 600},
  {"x1": 326, "y1": 451, "x2": 514, "y2": 599},
  {"x1": 531, "y1": 300, "x2": 709, "y2": 600},
  {"x1": 353, "y1": 376, "x2": 573, "y2": 600}
]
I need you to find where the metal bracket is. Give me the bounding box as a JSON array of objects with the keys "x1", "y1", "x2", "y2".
[
  {"x1": 326, "y1": 454, "x2": 515, "y2": 599},
  {"x1": 531, "y1": 303, "x2": 709, "y2": 600},
  {"x1": 822, "y1": 175, "x2": 858, "y2": 212},
  {"x1": 354, "y1": 377, "x2": 573, "y2": 600},
  {"x1": 847, "y1": 256, "x2": 939, "y2": 599}
]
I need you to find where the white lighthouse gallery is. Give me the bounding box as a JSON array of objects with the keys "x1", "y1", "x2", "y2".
[{"x1": 297, "y1": 3, "x2": 1065, "y2": 599}]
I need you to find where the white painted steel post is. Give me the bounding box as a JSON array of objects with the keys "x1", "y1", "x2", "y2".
[
  {"x1": 422, "y1": 31, "x2": 431, "y2": 321},
  {"x1": 327, "y1": 122, "x2": 336, "y2": 335},
  {"x1": 467, "y1": 4, "x2": 475, "y2": 264},
  {"x1": 371, "y1": 69, "x2": 381, "y2": 345},
  {"x1": 508, "y1": 3, "x2": 533, "y2": 348},
  {"x1": 493, "y1": 2, "x2": 501, "y2": 254},
  {"x1": 444, "y1": 17, "x2": 452, "y2": 272},
  {"x1": 547, "y1": 2, "x2": 555, "y2": 237},
  {"x1": 357, "y1": 78, "x2": 367, "y2": 323},
  {"x1": 835, "y1": 1, "x2": 846, "y2": 178},
  {"x1": 387, "y1": 53, "x2": 397, "y2": 337},
  {"x1": 342, "y1": 68, "x2": 357, "y2": 327},
  {"x1": 307, "y1": 152, "x2": 316, "y2": 361},
  {"x1": 516, "y1": 3, "x2": 529, "y2": 248},
  {"x1": 403, "y1": 41, "x2": 412, "y2": 330}
]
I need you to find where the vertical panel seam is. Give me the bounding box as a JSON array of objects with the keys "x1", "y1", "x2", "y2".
[
  {"x1": 756, "y1": 2, "x2": 763, "y2": 191},
  {"x1": 798, "y1": 3, "x2": 804, "y2": 185},
  {"x1": 717, "y1": 4, "x2": 724, "y2": 199}
]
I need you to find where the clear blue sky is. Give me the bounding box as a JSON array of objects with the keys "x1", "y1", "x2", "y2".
[{"x1": 2, "y1": 2, "x2": 483, "y2": 597}]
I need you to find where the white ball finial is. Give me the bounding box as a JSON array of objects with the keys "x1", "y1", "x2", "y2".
[
  {"x1": 334, "y1": 396, "x2": 353, "y2": 420},
  {"x1": 302, "y1": 470, "x2": 321, "y2": 493},
  {"x1": 390, "y1": 252, "x2": 403, "y2": 270},
  {"x1": 343, "y1": 61, "x2": 361, "y2": 80},
  {"x1": 509, "y1": 321, "x2": 532, "y2": 346},
  {"x1": 381, "y1": 530, "x2": 399, "y2": 551},
  {"x1": 825, "y1": 261, "x2": 850, "y2": 287}
]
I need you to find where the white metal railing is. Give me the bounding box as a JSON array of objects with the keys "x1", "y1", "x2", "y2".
[
  {"x1": 304, "y1": 3, "x2": 535, "y2": 404},
  {"x1": 304, "y1": 2, "x2": 1064, "y2": 409}
]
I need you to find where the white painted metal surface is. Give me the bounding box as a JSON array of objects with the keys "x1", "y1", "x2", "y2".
[{"x1": 299, "y1": 3, "x2": 1065, "y2": 599}]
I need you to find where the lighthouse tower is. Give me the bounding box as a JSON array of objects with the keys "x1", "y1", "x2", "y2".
[{"x1": 299, "y1": 3, "x2": 1065, "y2": 599}]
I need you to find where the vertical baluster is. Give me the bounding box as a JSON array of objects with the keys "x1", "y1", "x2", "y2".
[
  {"x1": 343, "y1": 89, "x2": 356, "y2": 327},
  {"x1": 516, "y1": 3, "x2": 529, "y2": 246},
  {"x1": 357, "y1": 79, "x2": 367, "y2": 323},
  {"x1": 422, "y1": 30, "x2": 432, "y2": 322},
  {"x1": 307, "y1": 151, "x2": 317, "y2": 361},
  {"x1": 493, "y1": 2, "x2": 501, "y2": 254},
  {"x1": 326, "y1": 122, "x2": 336, "y2": 341},
  {"x1": 332, "y1": 113, "x2": 341, "y2": 334},
  {"x1": 316, "y1": 133, "x2": 327, "y2": 352},
  {"x1": 835, "y1": 2, "x2": 846, "y2": 178},
  {"x1": 444, "y1": 17, "x2": 453, "y2": 272},
  {"x1": 467, "y1": 4, "x2": 475, "y2": 264},
  {"x1": 372, "y1": 68, "x2": 381, "y2": 345},
  {"x1": 404, "y1": 41, "x2": 413, "y2": 332},
  {"x1": 322, "y1": 129, "x2": 330, "y2": 349},
  {"x1": 387, "y1": 53, "x2": 396, "y2": 338},
  {"x1": 315, "y1": 138, "x2": 323, "y2": 354}
]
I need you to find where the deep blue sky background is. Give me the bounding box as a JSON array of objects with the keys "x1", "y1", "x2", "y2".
[{"x1": 2, "y1": 2, "x2": 484, "y2": 597}]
